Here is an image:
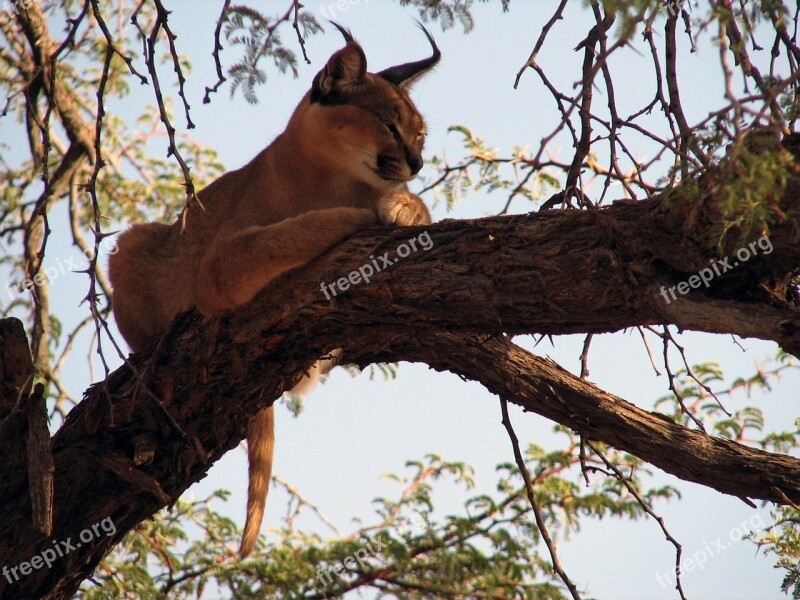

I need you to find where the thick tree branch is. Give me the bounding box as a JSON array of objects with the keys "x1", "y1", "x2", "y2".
[
  {"x1": 0, "y1": 185, "x2": 798, "y2": 598},
  {"x1": 389, "y1": 332, "x2": 800, "y2": 506},
  {"x1": 15, "y1": 4, "x2": 95, "y2": 159}
]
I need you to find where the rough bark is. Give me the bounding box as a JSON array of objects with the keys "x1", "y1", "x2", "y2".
[
  {"x1": 0, "y1": 180, "x2": 799, "y2": 598},
  {"x1": 0, "y1": 319, "x2": 53, "y2": 539}
]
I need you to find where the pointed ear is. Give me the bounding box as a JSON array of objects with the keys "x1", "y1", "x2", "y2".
[{"x1": 312, "y1": 44, "x2": 367, "y2": 101}]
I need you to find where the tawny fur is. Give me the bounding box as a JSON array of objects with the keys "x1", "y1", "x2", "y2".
[{"x1": 109, "y1": 27, "x2": 437, "y2": 559}]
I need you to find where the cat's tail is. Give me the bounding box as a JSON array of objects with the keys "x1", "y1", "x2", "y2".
[
  {"x1": 240, "y1": 405, "x2": 274, "y2": 558},
  {"x1": 238, "y1": 349, "x2": 341, "y2": 558}
]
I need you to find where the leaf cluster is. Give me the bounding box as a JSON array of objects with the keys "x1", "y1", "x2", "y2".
[
  {"x1": 78, "y1": 448, "x2": 675, "y2": 599},
  {"x1": 224, "y1": 5, "x2": 323, "y2": 105}
]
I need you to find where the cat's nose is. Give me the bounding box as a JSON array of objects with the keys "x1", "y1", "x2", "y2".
[{"x1": 407, "y1": 153, "x2": 423, "y2": 175}]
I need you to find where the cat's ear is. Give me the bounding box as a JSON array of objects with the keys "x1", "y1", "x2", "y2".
[{"x1": 311, "y1": 23, "x2": 367, "y2": 102}]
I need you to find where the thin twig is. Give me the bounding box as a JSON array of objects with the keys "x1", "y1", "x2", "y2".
[
  {"x1": 499, "y1": 398, "x2": 581, "y2": 600},
  {"x1": 586, "y1": 440, "x2": 687, "y2": 600},
  {"x1": 203, "y1": 0, "x2": 231, "y2": 104}
]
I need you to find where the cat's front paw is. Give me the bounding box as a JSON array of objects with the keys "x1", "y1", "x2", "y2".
[{"x1": 378, "y1": 190, "x2": 432, "y2": 226}]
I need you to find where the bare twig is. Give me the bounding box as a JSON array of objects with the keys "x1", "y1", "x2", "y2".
[
  {"x1": 586, "y1": 440, "x2": 687, "y2": 600},
  {"x1": 499, "y1": 397, "x2": 582, "y2": 600},
  {"x1": 202, "y1": 0, "x2": 231, "y2": 104},
  {"x1": 131, "y1": 0, "x2": 200, "y2": 226}
]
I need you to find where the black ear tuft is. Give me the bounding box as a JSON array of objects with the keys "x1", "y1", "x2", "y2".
[
  {"x1": 378, "y1": 20, "x2": 440, "y2": 89},
  {"x1": 329, "y1": 21, "x2": 355, "y2": 45}
]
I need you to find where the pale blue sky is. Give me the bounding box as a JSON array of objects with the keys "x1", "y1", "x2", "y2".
[{"x1": 2, "y1": 1, "x2": 798, "y2": 598}]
